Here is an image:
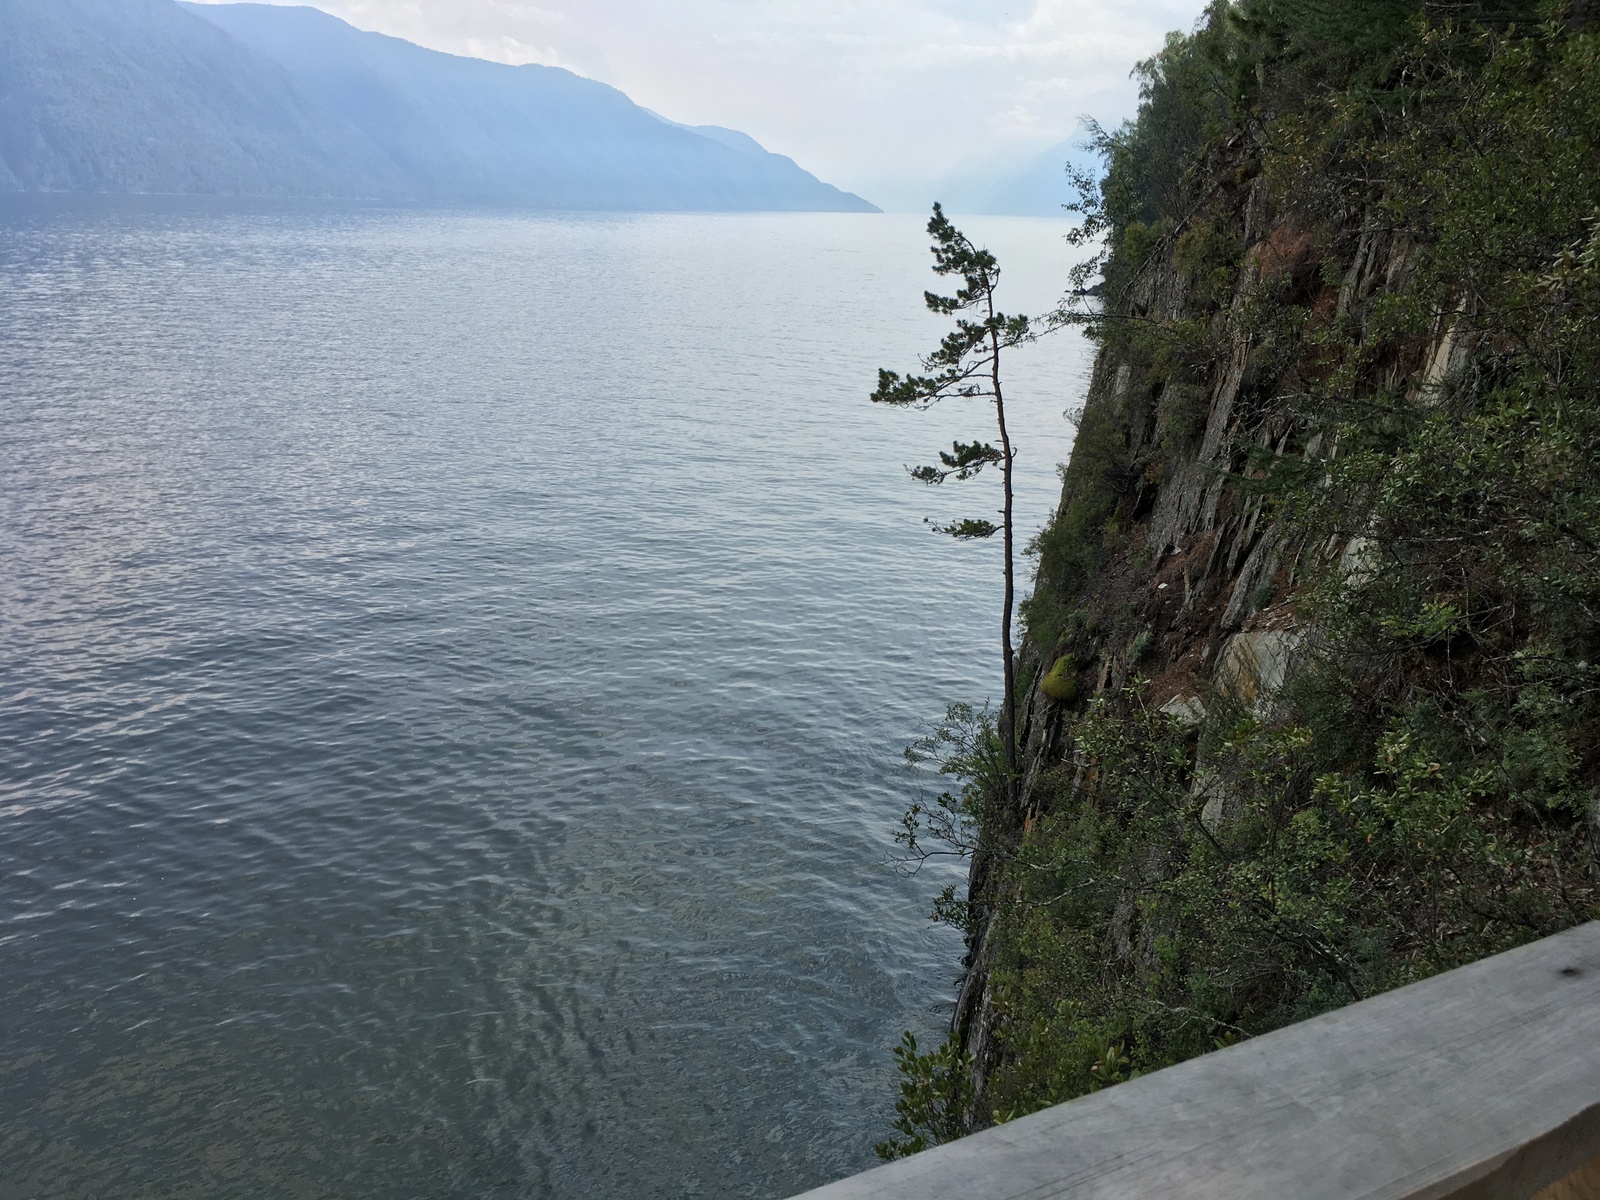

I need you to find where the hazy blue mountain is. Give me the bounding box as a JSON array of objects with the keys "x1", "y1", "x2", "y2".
[
  {"x1": 683, "y1": 125, "x2": 772, "y2": 157},
  {"x1": 186, "y1": 2, "x2": 874, "y2": 210},
  {"x1": 0, "y1": 0, "x2": 407, "y2": 196},
  {"x1": 0, "y1": 0, "x2": 875, "y2": 210}
]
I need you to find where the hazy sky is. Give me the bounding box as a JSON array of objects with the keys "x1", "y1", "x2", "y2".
[{"x1": 197, "y1": 0, "x2": 1210, "y2": 205}]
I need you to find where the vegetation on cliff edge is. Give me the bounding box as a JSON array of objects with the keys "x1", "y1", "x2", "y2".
[{"x1": 882, "y1": 0, "x2": 1600, "y2": 1158}]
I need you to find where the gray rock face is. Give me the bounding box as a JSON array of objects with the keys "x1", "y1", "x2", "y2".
[
  {"x1": 1160, "y1": 694, "x2": 1208, "y2": 727},
  {"x1": 1216, "y1": 629, "x2": 1304, "y2": 716},
  {"x1": 948, "y1": 179, "x2": 1409, "y2": 1122}
]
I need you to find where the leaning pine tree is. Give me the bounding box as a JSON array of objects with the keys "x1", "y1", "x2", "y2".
[{"x1": 873, "y1": 204, "x2": 1034, "y2": 793}]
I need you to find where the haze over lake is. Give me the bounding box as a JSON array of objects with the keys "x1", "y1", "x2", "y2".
[{"x1": 0, "y1": 200, "x2": 1086, "y2": 1198}]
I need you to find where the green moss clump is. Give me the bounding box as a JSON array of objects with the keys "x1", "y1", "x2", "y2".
[{"x1": 1040, "y1": 656, "x2": 1081, "y2": 704}]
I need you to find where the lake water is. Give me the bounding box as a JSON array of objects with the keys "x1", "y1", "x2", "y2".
[{"x1": 0, "y1": 200, "x2": 1088, "y2": 1199}]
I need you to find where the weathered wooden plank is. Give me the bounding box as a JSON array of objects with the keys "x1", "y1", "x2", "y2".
[{"x1": 792, "y1": 922, "x2": 1600, "y2": 1200}]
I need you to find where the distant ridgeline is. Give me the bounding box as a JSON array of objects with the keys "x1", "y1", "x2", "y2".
[
  {"x1": 0, "y1": 0, "x2": 876, "y2": 211},
  {"x1": 880, "y1": 0, "x2": 1600, "y2": 1159}
]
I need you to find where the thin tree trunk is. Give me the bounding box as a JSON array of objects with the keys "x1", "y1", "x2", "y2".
[{"x1": 990, "y1": 322, "x2": 1017, "y2": 802}]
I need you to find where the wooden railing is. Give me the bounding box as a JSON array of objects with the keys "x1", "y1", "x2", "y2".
[{"x1": 791, "y1": 921, "x2": 1600, "y2": 1200}]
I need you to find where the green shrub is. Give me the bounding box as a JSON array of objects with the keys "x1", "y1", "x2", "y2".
[{"x1": 1128, "y1": 630, "x2": 1154, "y2": 663}]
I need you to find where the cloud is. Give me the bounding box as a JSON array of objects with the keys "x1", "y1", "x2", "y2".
[{"x1": 190, "y1": 0, "x2": 1209, "y2": 205}]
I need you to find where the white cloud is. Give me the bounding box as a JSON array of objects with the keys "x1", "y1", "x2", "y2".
[{"x1": 191, "y1": 0, "x2": 1210, "y2": 206}]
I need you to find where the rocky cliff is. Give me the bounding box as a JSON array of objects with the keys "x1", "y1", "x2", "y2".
[{"x1": 882, "y1": 0, "x2": 1600, "y2": 1153}]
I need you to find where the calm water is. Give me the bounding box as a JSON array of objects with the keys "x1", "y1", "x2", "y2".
[{"x1": 0, "y1": 200, "x2": 1087, "y2": 1199}]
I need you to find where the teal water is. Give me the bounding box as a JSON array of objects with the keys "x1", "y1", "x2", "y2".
[{"x1": 0, "y1": 200, "x2": 1087, "y2": 1199}]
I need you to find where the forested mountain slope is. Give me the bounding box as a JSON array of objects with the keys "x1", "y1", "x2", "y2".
[
  {"x1": 883, "y1": 0, "x2": 1600, "y2": 1154},
  {"x1": 0, "y1": 0, "x2": 402, "y2": 196},
  {"x1": 0, "y1": 0, "x2": 875, "y2": 210},
  {"x1": 183, "y1": 3, "x2": 875, "y2": 211}
]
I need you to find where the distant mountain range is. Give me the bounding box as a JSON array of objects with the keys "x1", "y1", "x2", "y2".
[
  {"x1": 0, "y1": 0, "x2": 877, "y2": 211},
  {"x1": 930, "y1": 138, "x2": 1101, "y2": 219}
]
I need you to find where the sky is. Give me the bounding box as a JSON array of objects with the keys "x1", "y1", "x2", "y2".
[{"x1": 195, "y1": 0, "x2": 1211, "y2": 208}]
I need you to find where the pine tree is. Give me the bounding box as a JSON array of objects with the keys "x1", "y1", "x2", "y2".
[{"x1": 873, "y1": 204, "x2": 1034, "y2": 792}]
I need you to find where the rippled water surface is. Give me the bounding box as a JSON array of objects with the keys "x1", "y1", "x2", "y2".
[{"x1": 0, "y1": 200, "x2": 1087, "y2": 1199}]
